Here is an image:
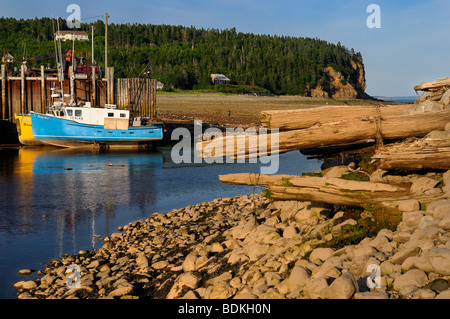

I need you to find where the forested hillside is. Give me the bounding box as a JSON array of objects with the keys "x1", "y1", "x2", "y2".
[{"x1": 0, "y1": 17, "x2": 368, "y2": 97}]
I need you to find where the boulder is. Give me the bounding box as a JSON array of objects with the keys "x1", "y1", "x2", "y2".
[
  {"x1": 410, "y1": 177, "x2": 439, "y2": 194},
  {"x1": 393, "y1": 269, "x2": 428, "y2": 292},
  {"x1": 398, "y1": 200, "x2": 420, "y2": 212},
  {"x1": 426, "y1": 199, "x2": 450, "y2": 220},
  {"x1": 304, "y1": 277, "x2": 329, "y2": 299},
  {"x1": 309, "y1": 248, "x2": 335, "y2": 265},
  {"x1": 429, "y1": 247, "x2": 450, "y2": 275},
  {"x1": 167, "y1": 272, "x2": 200, "y2": 299},
  {"x1": 327, "y1": 272, "x2": 358, "y2": 299},
  {"x1": 441, "y1": 89, "x2": 450, "y2": 105}
]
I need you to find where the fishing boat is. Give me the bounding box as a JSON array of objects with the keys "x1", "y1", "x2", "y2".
[
  {"x1": 30, "y1": 19, "x2": 164, "y2": 149},
  {"x1": 15, "y1": 114, "x2": 49, "y2": 146},
  {"x1": 31, "y1": 103, "x2": 163, "y2": 148}
]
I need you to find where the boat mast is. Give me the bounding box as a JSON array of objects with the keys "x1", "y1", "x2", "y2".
[{"x1": 70, "y1": 33, "x2": 75, "y2": 105}]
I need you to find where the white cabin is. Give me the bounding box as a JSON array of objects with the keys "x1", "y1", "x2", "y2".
[{"x1": 48, "y1": 104, "x2": 130, "y2": 126}]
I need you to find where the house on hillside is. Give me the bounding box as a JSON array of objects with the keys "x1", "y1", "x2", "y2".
[
  {"x1": 55, "y1": 30, "x2": 89, "y2": 42},
  {"x1": 156, "y1": 81, "x2": 164, "y2": 90},
  {"x1": 211, "y1": 73, "x2": 231, "y2": 84}
]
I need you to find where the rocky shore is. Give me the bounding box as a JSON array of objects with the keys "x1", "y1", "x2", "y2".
[{"x1": 14, "y1": 168, "x2": 450, "y2": 299}]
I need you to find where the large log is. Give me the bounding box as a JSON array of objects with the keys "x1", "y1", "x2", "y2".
[
  {"x1": 372, "y1": 130, "x2": 450, "y2": 170},
  {"x1": 260, "y1": 104, "x2": 414, "y2": 131},
  {"x1": 376, "y1": 150, "x2": 450, "y2": 170},
  {"x1": 198, "y1": 109, "x2": 450, "y2": 159},
  {"x1": 219, "y1": 173, "x2": 410, "y2": 207},
  {"x1": 414, "y1": 77, "x2": 450, "y2": 92}
]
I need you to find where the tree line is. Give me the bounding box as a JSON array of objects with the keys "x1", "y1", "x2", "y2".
[{"x1": 0, "y1": 17, "x2": 364, "y2": 95}]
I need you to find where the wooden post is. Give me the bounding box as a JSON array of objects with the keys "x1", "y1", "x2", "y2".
[
  {"x1": 21, "y1": 64, "x2": 25, "y2": 114},
  {"x1": 1, "y1": 64, "x2": 6, "y2": 119},
  {"x1": 108, "y1": 66, "x2": 114, "y2": 104},
  {"x1": 92, "y1": 66, "x2": 96, "y2": 107},
  {"x1": 41, "y1": 65, "x2": 45, "y2": 113}
]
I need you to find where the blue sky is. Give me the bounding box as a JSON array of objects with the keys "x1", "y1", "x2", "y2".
[{"x1": 3, "y1": 0, "x2": 450, "y2": 96}]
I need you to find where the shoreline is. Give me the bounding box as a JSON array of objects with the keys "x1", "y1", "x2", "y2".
[{"x1": 13, "y1": 167, "x2": 450, "y2": 299}]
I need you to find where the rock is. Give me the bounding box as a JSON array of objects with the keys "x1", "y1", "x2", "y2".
[
  {"x1": 283, "y1": 225, "x2": 298, "y2": 239},
  {"x1": 393, "y1": 269, "x2": 428, "y2": 292},
  {"x1": 429, "y1": 278, "x2": 450, "y2": 292},
  {"x1": 438, "y1": 215, "x2": 450, "y2": 230},
  {"x1": 402, "y1": 211, "x2": 425, "y2": 228},
  {"x1": 332, "y1": 219, "x2": 357, "y2": 236},
  {"x1": 182, "y1": 254, "x2": 197, "y2": 272},
  {"x1": 429, "y1": 247, "x2": 450, "y2": 275},
  {"x1": 354, "y1": 291, "x2": 388, "y2": 299},
  {"x1": 209, "y1": 242, "x2": 225, "y2": 253},
  {"x1": 435, "y1": 289, "x2": 450, "y2": 299},
  {"x1": 285, "y1": 266, "x2": 310, "y2": 293},
  {"x1": 230, "y1": 215, "x2": 257, "y2": 240},
  {"x1": 398, "y1": 200, "x2": 420, "y2": 212},
  {"x1": 304, "y1": 277, "x2": 329, "y2": 299},
  {"x1": 18, "y1": 269, "x2": 32, "y2": 275},
  {"x1": 327, "y1": 272, "x2": 358, "y2": 299},
  {"x1": 390, "y1": 246, "x2": 421, "y2": 265},
  {"x1": 411, "y1": 289, "x2": 436, "y2": 299},
  {"x1": 107, "y1": 285, "x2": 133, "y2": 297},
  {"x1": 167, "y1": 272, "x2": 200, "y2": 299},
  {"x1": 151, "y1": 260, "x2": 169, "y2": 270},
  {"x1": 294, "y1": 207, "x2": 312, "y2": 222},
  {"x1": 441, "y1": 89, "x2": 450, "y2": 105},
  {"x1": 410, "y1": 177, "x2": 440, "y2": 194},
  {"x1": 273, "y1": 201, "x2": 306, "y2": 221},
  {"x1": 209, "y1": 282, "x2": 237, "y2": 299},
  {"x1": 426, "y1": 199, "x2": 450, "y2": 220},
  {"x1": 136, "y1": 253, "x2": 149, "y2": 269},
  {"x1": 309, "y1": 248, "x2": 335, "y2": 265},
  {"x1": 13, "y1": 280, "x2": 37, "y2": 291}
]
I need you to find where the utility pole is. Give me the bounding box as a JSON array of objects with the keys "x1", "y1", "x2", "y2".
[{"x1": 91, "y1": 23, "x2": 95, "y2": 64}]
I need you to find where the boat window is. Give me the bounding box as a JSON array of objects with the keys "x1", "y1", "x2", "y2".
[
  {"x1": 108, "y1": 113, "x2": 114, "y2": 117},
  {"x1": 75, "y1": 110, "x2": 82, "y2": 117},
  {"x1": 59, "y1": 110, "x2": 65, "y2": 117},
  {"x1": 120, "y1": 113, "x2": 126, "y2": 118},
  {"x1": 67, "y1": 109, "x2": 73, "y2": 116}
]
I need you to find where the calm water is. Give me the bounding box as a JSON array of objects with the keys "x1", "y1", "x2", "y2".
[{"x1": 0, "y1": 146, "x2": 320, "y2": 298}]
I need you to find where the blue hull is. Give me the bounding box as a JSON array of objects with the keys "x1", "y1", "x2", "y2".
[{"x1": 31, "y1": 112, "x2": 163, "y2": 148}]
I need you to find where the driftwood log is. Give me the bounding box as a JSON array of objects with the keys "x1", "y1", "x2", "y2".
[
  {"x1": 219, "y1": 173, "x2": 410, "y2": 207},
  {"x1": 219, "y1": 173, "x2": 445, "y2": 210},
  {"x1": 260, "y1": 104, "x2": 414, "y2": 131},
  {"x1": 372, "y1": 130, "x2": 450, "y2": 170},
  {"x1": 414, "y1": 77, "x2": 450, "y2": 92},
  {"x1": 198, "y1": 109, "x2": 450, "y2": 159}
]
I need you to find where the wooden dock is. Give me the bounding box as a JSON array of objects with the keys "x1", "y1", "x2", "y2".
[{"x1": 0, "y1": 64, "x2": 158, "y2": 122}]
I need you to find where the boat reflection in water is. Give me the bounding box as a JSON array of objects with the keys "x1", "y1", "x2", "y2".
[{"x1": 1, "y1": 146, "x2": 163, "y2": 252}]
